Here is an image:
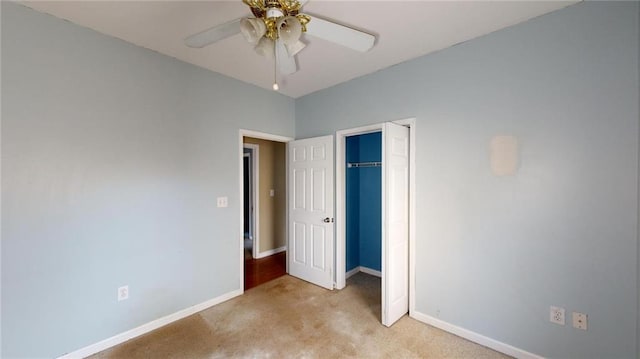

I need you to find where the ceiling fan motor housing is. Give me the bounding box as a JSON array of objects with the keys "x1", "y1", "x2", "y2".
[
  {"x1": 265, "y1": 0, "x2": 281, "y2": 9},
  {"x1": 266, "y1": 8, "x2": 284, "y2": 19}
]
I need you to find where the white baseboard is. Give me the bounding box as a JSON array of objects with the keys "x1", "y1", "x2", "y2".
[
  {"x1": 345, "y1": 267, "x2": 359, "y2": 279},
  {"x1": 345, "y1": 266, "x2": 382, "y2": 279},
  {"x1": 255, "y1": 246, "x2": 286, "y2": 259},
  {"x1": 359, "y1": 266, "x2": 381, "y2": 278},
  {"x1": 410, "y1": 311, "x2": 543, "y2": 359},
  {"x1": 57, "y1": 289, "x2": 243, "y2": 359}
]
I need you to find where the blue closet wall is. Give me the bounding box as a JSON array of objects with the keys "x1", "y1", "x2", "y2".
[{"x1": 346, "y1": 132, "x2": 382, "y2": 273}]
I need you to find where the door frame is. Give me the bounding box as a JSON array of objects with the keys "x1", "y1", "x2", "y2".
[
  {"x1": 243, "y1": 143, "x2": 259, "y2": 258},
  {"x1": 238, "y1": 129, "x2": 293, "y2": 293},
  {"x1": 335, "y1": 118, "x2": 416, "y2": 314}
]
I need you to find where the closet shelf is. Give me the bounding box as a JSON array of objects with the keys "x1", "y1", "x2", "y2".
[{"x1": 347, "y1": 161, "x2": 381, "y2": 168}]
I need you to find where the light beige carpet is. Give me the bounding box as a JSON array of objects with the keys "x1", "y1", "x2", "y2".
[{"x1": 90, "y1": 273, "x2": 510, "y2": 358}]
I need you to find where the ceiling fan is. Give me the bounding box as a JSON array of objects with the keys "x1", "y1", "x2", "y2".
[{"x1": 184, "y1": 0, "x2": 376, "y2": 90}]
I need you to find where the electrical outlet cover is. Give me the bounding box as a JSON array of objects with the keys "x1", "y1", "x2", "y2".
[
  {"x1": 572, "y1": 312, "x2": 588, "y2": 330},
  {"x1": 216, "y1": 197, "x2": 228, "y2": 208},
  {"x1": 550, "y1": 306, "x2": 565, "y2": 325},
  {"x1": 118, "y1": 285, "x2": 129, "y2": 301}
]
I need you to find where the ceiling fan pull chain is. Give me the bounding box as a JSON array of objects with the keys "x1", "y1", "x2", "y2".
[{"x1": 273, "y1": 43, "x2": 279, "y2": 91}]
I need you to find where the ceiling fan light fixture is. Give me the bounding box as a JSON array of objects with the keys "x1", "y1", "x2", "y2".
[
  {"x1": 254, "y1": 37, "x2": 275, "y2": 60},
  {"x1": 184, "y1": 0, "x2": 377, "y2": 92},
  {"x1": 277, "y1": 16, "x2": 302, "y2": 46},
  {"x1": 240, "y1": 17, "x2": 266, "y2": 44}
]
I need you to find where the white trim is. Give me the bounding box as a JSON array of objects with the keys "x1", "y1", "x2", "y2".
[
  {"x1": 345, "y1": 266, "x2": 382, "y2": 279},
  {"x1": 57, "y1": 289, "x2": 242, "y2": 359},
  {"x1": 381, "y1": 125, "x2": 388, "y2": 325},
  {"x1": 359, "y1": 266, "x2": 382, "y2": 278},
  {"x1": 240, "y1": 129, "x2": 292, "y2": 143},
  {"x1": 335, "y1": 133, "x2": 346, "y2": 289},
  {"x1": 345, "y1": 267, "x2": 360, "y2": 279},
  {"x1": 239, "y1": 130, "x2": 293, "y2": 292},
  {"x1": 411, "y1": 311, "x2": 543, "y2": 359},
  {"x1": 284, "y1": 143, "x2": 290, "y2": 274},
  {"x1": 243, "y1": 143, "x2": 260, "y2": 258},
  {"x1": 255, "y1": 245, "x2": 286, "y2": 259}
]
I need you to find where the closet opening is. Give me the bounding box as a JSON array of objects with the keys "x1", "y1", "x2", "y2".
[{"x1": 345, "y1": 132, "x2": 383, "y2": 283}]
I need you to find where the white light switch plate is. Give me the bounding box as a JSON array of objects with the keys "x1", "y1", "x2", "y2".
[
  {"x1": 118, "y1": 285, "x2": 129, "y2": 301},
  {"x1": 217, "y1": 197, "x2": 228, "y2": 208},
  {"x1": 270, "y1": 189, "x2": 275, "y2": 197}
]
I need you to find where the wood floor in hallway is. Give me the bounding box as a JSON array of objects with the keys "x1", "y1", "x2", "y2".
[
  {"x1": 244, "y1": 251, "x2": 286, "y2": 290},
  {"x1": 90, "y1": 273, "x2": 510, "y2": 359}
]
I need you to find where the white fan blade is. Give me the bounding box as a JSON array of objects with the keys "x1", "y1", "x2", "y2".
[
  {"x1": 184, "y1": 18, "x2": 242, "y2": 48},
  {"x1": 275, "y1": 39, "x2": 297, "y2": 75},
  {"x1": 305, "y1": 15, "x2": 375, "y2": 52}
]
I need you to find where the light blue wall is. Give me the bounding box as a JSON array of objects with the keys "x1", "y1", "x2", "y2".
[
  {"x1": 297, "y1": 2, "x2": 639, "y2": 358},
  {"x1": 1, "y1": 3, "x2": 294, "y2": 358},
  {"x1": 345, "y1": 133, "x2": 382, "y2": 273}
]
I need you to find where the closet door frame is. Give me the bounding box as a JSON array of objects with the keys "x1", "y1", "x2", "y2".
[{"x1": 335, "y1": 118, "x2": 416, "y2": 315}]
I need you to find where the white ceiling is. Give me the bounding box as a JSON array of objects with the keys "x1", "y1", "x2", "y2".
[{"x1": 20, "y1": 1, "x2": 578, "y2": 98}]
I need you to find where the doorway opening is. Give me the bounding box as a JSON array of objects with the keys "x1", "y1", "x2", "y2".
[
  {"x1": 239, "y1": 130, "x2": 293, "y2": 292},
  {"x1": 345, "y1": 131, "x2": 382, "y2": 281},
  {"x1": 345, "y1": 131, "x2": 383, "y2": 320}
]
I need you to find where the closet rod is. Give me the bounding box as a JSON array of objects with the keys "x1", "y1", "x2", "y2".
[{"x1": 347, "y1": 161, "x2": 382, "y2": 168}]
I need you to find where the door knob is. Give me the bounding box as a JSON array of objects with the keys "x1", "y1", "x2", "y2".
[{"x1": 323, "y1": 217, "x2": 334, "y2": 223}]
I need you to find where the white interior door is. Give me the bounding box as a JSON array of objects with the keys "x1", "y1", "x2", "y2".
[
  {"x1": 288, "y1": 135, "x2": 334, "y2": 290},
  {"x1": 382, "y1": 122, "x2": 410, "y2": 327}
]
